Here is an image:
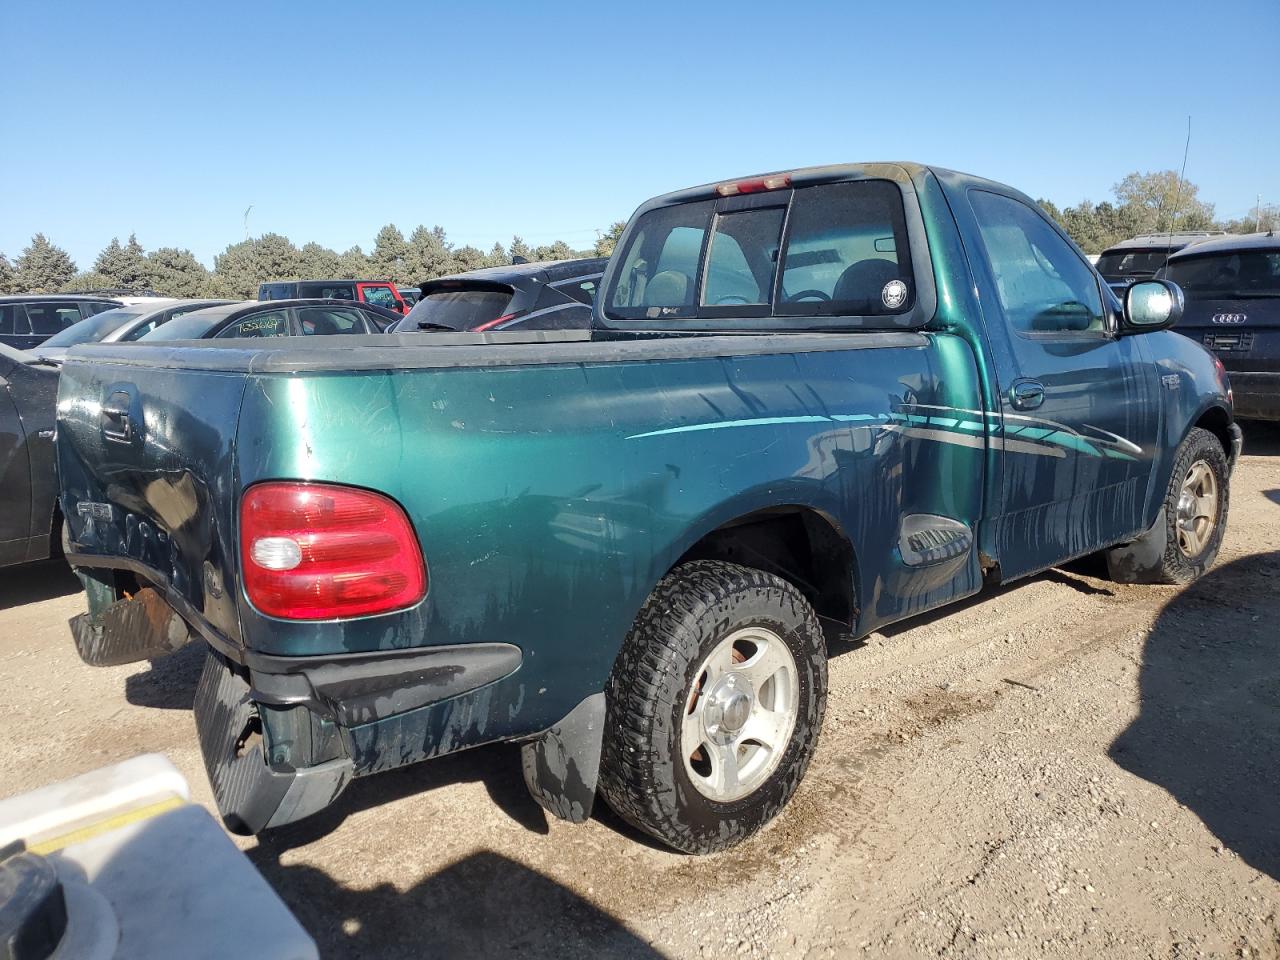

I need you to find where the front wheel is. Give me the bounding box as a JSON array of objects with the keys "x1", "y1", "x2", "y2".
[
  {"x1": 598, "y1": 560, "x2": 827, "y2": 854},
  {"x1": 1106, "y1": 427, "x2": 1229, "y2": 584}
]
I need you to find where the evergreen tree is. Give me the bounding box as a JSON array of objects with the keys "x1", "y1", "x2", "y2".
[
  {"x1": 403, "y1": 225, "x2": 455, "y2": 283},
  {"x1": 594, "y1": 221, "x2": 626, "y2": 257},
  {"x1": 61, "y1": 271, "x2": 115, "y2": 292},
  {"x1": 0, "y1": 253, "x2": 18, "y2": 294},
  {"x1": 299, "y1": 242, "x2": 342, "y2": 277},
  {"x1": 508, "y1": 236, "x2": 532, "y2": 263},
  {"x1": 144, "y1": 247, "x2": 210, "y2": 297},
  {"x1": 16, "y1": 234, "x2": 77, "y2": 293},
  {"x1": 336, "y1": 246, "x2": 369, "y2": 279},
  {"x1": 450, "y1": 245, "x2": 489, "y2": 272},
  {"x1": 485, "y1": 242, "x2": 508, "y2": 267},
  {"x1": 94, "y1": 234, "x2": 149, "y2": 289},
  {"x1": 369, "y1": 224, "x2": 408, "y2": 282}
]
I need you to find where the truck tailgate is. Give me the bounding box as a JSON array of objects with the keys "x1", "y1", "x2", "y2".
[{"x1": 57, "y1": 350, "x2": 252, "y2": 647}]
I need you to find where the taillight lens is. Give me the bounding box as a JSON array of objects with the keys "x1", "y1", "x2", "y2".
[{"x1": 240, "y1": 482, "x2": 426, "y2": 620}]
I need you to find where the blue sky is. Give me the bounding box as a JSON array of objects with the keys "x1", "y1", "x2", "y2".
[{"x1": 3, "y1": 0, "x2": 1277, "y2": 269}]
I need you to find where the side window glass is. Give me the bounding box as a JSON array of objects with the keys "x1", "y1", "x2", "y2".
[
  {"x1": 701, "y1": 207, "x2": 785, "y2": 307},
  {"x1": 297, "y1": 307, "x2": 366, "y2": 335},
  {"x1": 554, "y1": 278, "x2": 599, "y2": 305},
  {"x1": 779, "y1": 180, "x2": 915, "y2": 316},
  {"x1": 361, "y1": 285, "x2": 397, "y2": 309},
  {"x1": 217, "y1": 311, "x2": 290, "y2": 339},
  {"x1": 0, "y1": 304, "x2": 24, "y2": 336},
  {"x1": 25, "y1": 303, "x2": 83, "y2": 335},
  {"x1": 970, "y1": 191, "x2": 1104, "y2": 335}
]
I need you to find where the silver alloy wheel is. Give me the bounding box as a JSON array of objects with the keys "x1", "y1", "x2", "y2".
[
  {"x1": 681, "y1": 626, "x2": 800, "y2": 803},
  {"x1": 1175, "y1": 459, "x2": 1219, "y2": 557}
]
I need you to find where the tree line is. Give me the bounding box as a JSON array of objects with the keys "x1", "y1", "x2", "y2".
[
  {"x1": 0, "y1": 222, "x2": 627, "y2": 298},
  {"x1": 0, "y1": 171, "x2": 1272, "y2": 297}
]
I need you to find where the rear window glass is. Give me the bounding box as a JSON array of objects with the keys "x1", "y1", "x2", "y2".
[
  {"x1": 39, "y1": 308, "x2": 143, "y2": 347},
  {"x1": 605, "y1": 181, "x2": 915, "y2": 322},
  {"x1": 1094, "y1": 250, "x2": 1170, "y2": 280},
  {"x1": 1164, "y1": 250, "x2": 1280, "y2": 298},
  {"x1": 217, "y1": 310, "x2": 290, "y2": 339},
  {"x1": 403, "y1": 286, "x2": 514, "y2": 331},
  {"x1": 778, "y1": 181, "x2": 914, "y2": 316},
  {"x1": 298, "y1": 282, "x2": 357, "y2": 300}
]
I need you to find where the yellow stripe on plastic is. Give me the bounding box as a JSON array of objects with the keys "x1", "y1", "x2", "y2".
[{"x1": 26, "y1": 796, "x2": 185, "y2": 855}]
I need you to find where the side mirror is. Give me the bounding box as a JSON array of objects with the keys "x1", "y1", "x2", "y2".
[{"x1": 1121, "y1": 279, "x2": 1183, "y2": 333}]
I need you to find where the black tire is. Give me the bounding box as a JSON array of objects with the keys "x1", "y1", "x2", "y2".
[
  {"x1": 1107, "y1": 427, "x2": 1229, "y2": 585},
  {"x1": 598, "y1": 560, "x2": 827, "y2": 854}
]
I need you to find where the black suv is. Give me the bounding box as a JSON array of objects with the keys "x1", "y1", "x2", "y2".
[
  {"x1": 390, "y1": 257, "x2": 608, "y2": 333},
  {"x1": 0, "y1": 295, "x2": 126, "y2": 350},
  {"x1": 1095, "y1": 233, "x2": 1223, "y2": 297},
  {"x1": 1162, "y1": 232, "x2": 1280, "y2": 420}
]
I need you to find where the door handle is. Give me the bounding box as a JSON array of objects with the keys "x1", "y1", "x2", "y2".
[
  {"x1": 1010, "y1": 380, "x2": 1045, "y2": 411},
  {"x1": 101, "y1": 391, "x2": 135, "y2": 443}
]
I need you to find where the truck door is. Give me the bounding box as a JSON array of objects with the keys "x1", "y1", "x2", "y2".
[
  {"x1": 356, "y1": 282, "x2": 406, "y2": 314},
  {"x1": 960, "y1": 188, "x2": 1159, "y2": 579},
  {"x1": 0, "y1": 363, "x2": 32, "y2": 564}
]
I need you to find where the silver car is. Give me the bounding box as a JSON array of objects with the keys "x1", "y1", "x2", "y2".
[{"x1": 30, "y1": 298, "x2": 232, "y2": 360}]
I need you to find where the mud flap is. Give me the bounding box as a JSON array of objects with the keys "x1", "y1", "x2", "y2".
[
  {"x1": 194, "y1": 651, "x2": 353, "y2": 835},
  {"x1": 520, "y1": 693, "x2": 605, "y2": 824},
  {"x1": 68, "y1": 586, "x2": 190, "y2": 667},
  {"x1": 1105, "y1": 508, "x2": 1169, "y2": 584}
]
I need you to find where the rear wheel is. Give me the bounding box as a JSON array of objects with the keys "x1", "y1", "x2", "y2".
[{"x1": 598, "y1": 560, "x2": 827, "y2": 854}]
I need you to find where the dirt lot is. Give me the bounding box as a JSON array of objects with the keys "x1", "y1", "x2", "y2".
[{"x1": 2, "y1": 424, "x2": 1278, "y2": 960}]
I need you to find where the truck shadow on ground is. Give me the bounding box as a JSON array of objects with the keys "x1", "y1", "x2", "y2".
[
  {"x1": 0, "y1": 559, "x2": 80, "y2": 611},
  {"x1": 1109, "y1": 549, "x2": 1280, "y2": 881},
  {"x1": 1240, "y1": 419, "x2": 1280, "y2": 456},
  {"x1": 246, "y1": 847, "x2": 669, "y2": 960}
]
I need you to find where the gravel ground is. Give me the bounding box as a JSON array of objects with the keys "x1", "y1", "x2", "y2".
[{"x1": 2, "y1": 423, "x2": 1278, "y2": 960}]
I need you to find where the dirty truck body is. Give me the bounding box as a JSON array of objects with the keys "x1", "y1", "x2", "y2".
[{"x1": 57, "y1": 163, "x2": 1238, "y2": 852}]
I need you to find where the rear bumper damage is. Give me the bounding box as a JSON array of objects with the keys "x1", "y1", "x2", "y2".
[{"x1": 66, "y1": 560, "x2": 611, "y2": 834}]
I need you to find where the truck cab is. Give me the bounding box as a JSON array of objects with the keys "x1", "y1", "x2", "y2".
[{"x1": 257, "y1": 279, "x2": 408, "y2": 314}]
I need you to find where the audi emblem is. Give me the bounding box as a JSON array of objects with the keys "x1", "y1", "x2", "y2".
[{"x1": 1211, "y1": 313, "x2": 1247, "y2": 325}]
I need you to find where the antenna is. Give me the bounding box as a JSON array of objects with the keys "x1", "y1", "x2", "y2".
[
  {"x1": 1165, "y1": 116, "x2": 1191, "y2": 247},
  {"x1": 243, "y1": 205, "x2": 254, "y2": 241}
]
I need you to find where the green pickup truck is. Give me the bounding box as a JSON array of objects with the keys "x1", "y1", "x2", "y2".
[{"x1": 57, "y1": 162, "x2": 1240, "y2": 854}]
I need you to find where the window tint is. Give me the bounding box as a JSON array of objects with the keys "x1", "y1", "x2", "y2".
[
  {"x1": 216, "y1": 310, "x2": 291, "y2": 339},
  {"x1": 39, "y1": 308, "x2": 142, "y2": 347},
  {"x1": 609, "y1": 200, "x2": 714, "y2": 318},
  {"x1": 297, "y1": 306, "x2": 368, "y2": 335},
  {"x1": 970, "y1": 191, "x2": 1104, "y2": 334},
  {"x1": 259, "y1": 284, "x2": 293, "y2": 301},
  {"x1": 0, "y1": 304, "x2": 27, "y2": 337},
  {"x1": 779, "y1": 181, "x2": 914, "y2": 316},
  {"x1": 404, "y1": 286, "x2": 514, "y2": 331},
  {"x1": 702, "y1": 207, "x2": 785, "y2": 307},
  {"x1": 25, "y1": 302, "x2": 83, "y2": 335},
  {"x1": 298, "y1": 282, "x2": 356, "y2": 300},
  {"x1": 1164, "y1": 250, "x2": 1280, "y2": 298},
  {"x1": 360, "y1": 285, "x2": 398, "y2": 309},
  {"x1": 554, "y1": 277, "x2": 600, "y2": 305},
  {"x1": 1094, "y1": 250, "x2": 1170, "y2": 281}
]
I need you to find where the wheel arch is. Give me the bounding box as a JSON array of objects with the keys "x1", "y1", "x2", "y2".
[{"x1": 669, "y1": 503, "x2": 860, "y2": 634}]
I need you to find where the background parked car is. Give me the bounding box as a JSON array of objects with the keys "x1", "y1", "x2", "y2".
[
  {"x1": 389, "y1": 257, "x2": 607, "y2": 333},
  {"x1": 258, "y1": 279, "x2": 409, "y2": 314},
  {"x1": 139, "y1": 299, "x2": 399, "y2": 341},
  {"x1": 0, "y1": 295, "x2": 126, "y2": 350},
  {"x1": 0, "y1": 344, "x2": 59, "y2": 566},
  {"x1": 398, "y1": 287, "x2": 421, "y2": 307},
  {"x1": 1161, "y1": 232, "x2": 1280, "y2": 420},
  {"x1": 30, "y1": 298, "x2": 232, "y2": 361},
  {"x1": 1095, "y1": 232, "x2": 1224, "y2": 296}
]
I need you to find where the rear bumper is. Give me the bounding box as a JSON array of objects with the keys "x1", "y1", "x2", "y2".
[{"x1": 1230, "y1": 371, "x2": 1280, "y2": 421}]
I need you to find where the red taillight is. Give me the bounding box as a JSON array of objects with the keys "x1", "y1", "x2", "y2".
[
  {"x1": 716, "y1": 173, "x2": 792, "y2": 197},
  {"x1": 240, "y1": 482, "x2": 426, "y2": 620},
  {"x1": 473, "y1": 312, "x2": 518, "y2": 332}
]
